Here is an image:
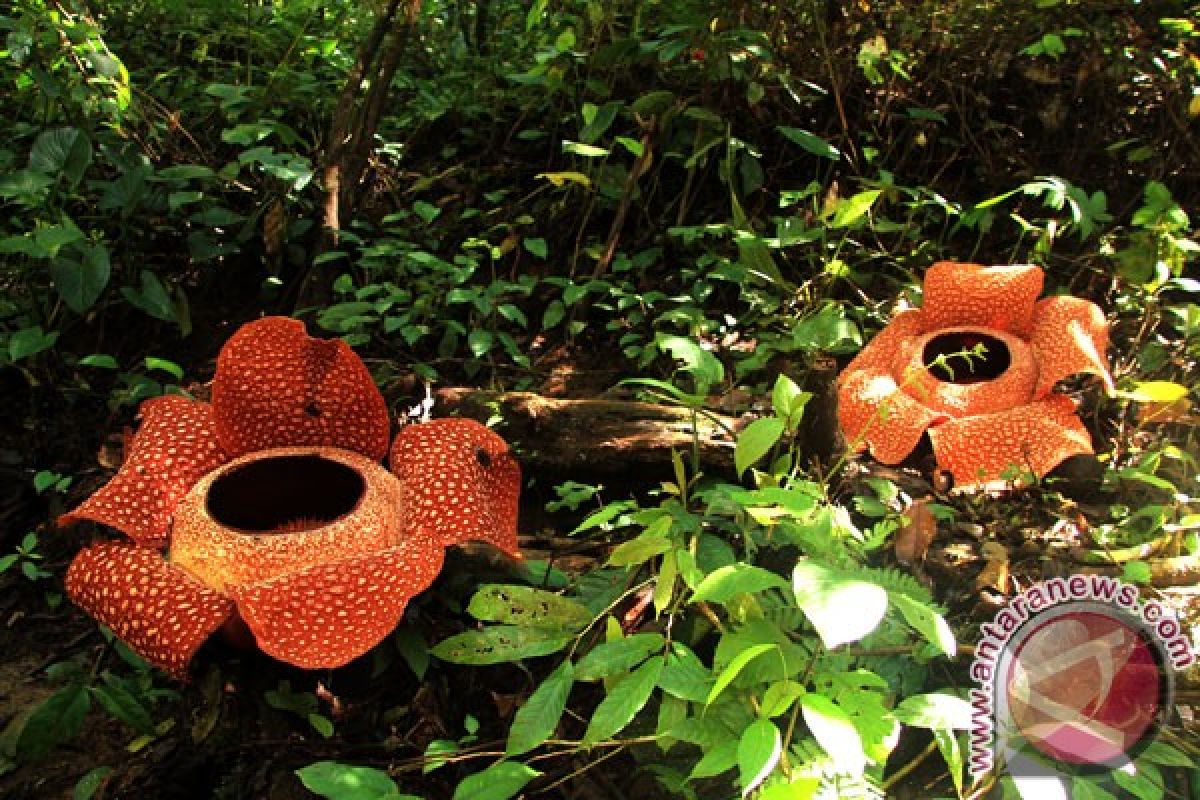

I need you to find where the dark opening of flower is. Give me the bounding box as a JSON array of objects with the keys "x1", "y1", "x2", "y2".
[
  {"x1": 59, "y1": 316, "x2": 522, "y2": 679},
  {"x1": 923, "y1": 331, "x2": 1011, "y2": 384},
  {"x1": 205, "y1": 454, "x2": 365, "y2": 532}
]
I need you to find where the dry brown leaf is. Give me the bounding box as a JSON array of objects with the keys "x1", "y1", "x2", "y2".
[
  {"x1": 975, "y1": 542, "x2": 1010, "y2": 595},
  {"x1": 895, "y1": 497, "x2": 937, "y2": 566}
]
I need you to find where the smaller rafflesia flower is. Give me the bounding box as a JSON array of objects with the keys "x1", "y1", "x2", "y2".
[
  {"x1": 838, "y1": 262, "x2": 1114, "y2": 488},
  {"x1": 60, "y1": 317, "x2": 520, "y2": 679}
]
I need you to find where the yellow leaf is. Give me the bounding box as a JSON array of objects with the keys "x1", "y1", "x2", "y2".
[
  {"x1": 536, "y1": 171, "x2": 592, "y2": 188},
  {"x1": 1189, "y1": 94, "x2": 1200, "y2": 118},
  {"x1": 1123, "y1": 381, "x2": 1190, "y2": 404}
]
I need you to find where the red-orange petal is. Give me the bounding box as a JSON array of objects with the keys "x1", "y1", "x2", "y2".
[
  {"x1": 65, "y1": 541, "x2": 234, "y2": 679},
  {"x1": 1028, "y1": 295, "x2": 1115, "y2": 399},
  {"x1": 229, "y1": 534, "x2": 444, "y2": 669},
  {"x1": 211, "y1": 317, "x2": 390, "y2": 460},
  {"x1": 920, "y1": 262, "x2": 1044, "y2": 336},
  {"x1": 59, "y1": 396, "x2": 229, "y2": 547},
  {"x1": 837, "y1": 367, "x2": 948, "y2": 464},
  {"x1": 389, "y1": 419, "x2": 522, "y2": 557},
  {"x1": 841, "y1": 308, "x2": 925, "y2": 375},
  {"x1": 927, "y1": 395, "x2": 1093, "y2": 488}
]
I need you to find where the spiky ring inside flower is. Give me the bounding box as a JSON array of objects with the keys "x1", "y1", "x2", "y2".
[
  {"x1": 60, "y1": 317, "x2": 520, "y2": 679},
  {"x1": 837, "y1": 262, "x2": 1114, "y2": 488}
]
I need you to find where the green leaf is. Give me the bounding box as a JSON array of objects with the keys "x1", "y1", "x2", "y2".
[
  {"x1": 801, "y1": 694, "x2": 866, "y2": 776},
  {"x1": 655, "y1": 333, "x2": 724, "y2": 393},
  {"x1": 607, "y1": 524, "x2": 673, "y2": 567},
  {"x1": 737, "y1": 719, "x2": 782, "y2": 796},
  {"x1": 735, "y1": 417, "x2": 785, "y2": 478},
  {"x1": 393, "y1": 626, "x2": 429, "y2": 680},
  {"x1": 582, "y1": 656, "x2": 664, "y2": 745},
  {"x1": 706, "y1": 644, "x2": 776, "y2": 706},
  {"x1": 30, "y1": 127, "x2": 92, "y2": 187},
  {"x1": 8, "y1": 326, "x2": 59, "y2": 362},
  {"x1": 777, "y1": 127, "x2": 840, "y2": 160},
  {"x1": 792, "y1": 562, "x2": 888, "y2": 649},
  {"x1": 52, "y1": 243, "x2": 111, "y2": 313},
  {"x1": 658, "y1": 642, "x2": 713, "y2": 703},
  {"x1": 829, "y1": 189, "x2": 882, "y2": 228},
  {"x1": 73, "y1": 766, "x2": 113, "y2": 800},
  {"x1": 575, "y1": 633, "x2": 663, "y2": 681},
  {"x1": 523, "y1": 238, "x2": 548, "y2": 259},
  {"x1": 893, "y1": 692, "x2": 971, "y2": 730},
  {"x1": 79, "y1": 354, "x2": 119, "y2": 369},
  {"x1": 1112, "y1": 763, "x2": 1164, "y2": 800},
  {"x1": 121, "y1": 270, "x2": 177, "y2": 323},
  {"x1": 467, "y1": 585, "x2": 592, "y2": 632},
  {"x1": 890, "y1": 593, "x2": 956, "y2": 658},
  {"x1": 452, "y1": 761, "x2": 540, "y2": 800},
  {"x1": 89, "y1": 677, "x2": 155, "y2": 735},
  {"x1": 1070, "y1": 777, "x2": 1118, "y2": 800},
  {"x1": 308, "y1": 714, "x2": 334, "y2": 738},
  {"x1": 689, "y1": 739, "x2": 738, "y2": 779},
  {"x1": 579, "y1": 101, "x2": 621, "y2": 144},
  {"x1": 542, "y1": 300, "x2": 566, "y2": 329},
  {"x1": 1139, "y1": 741, "x2": 1195, "y2": 767},
  {"x1": 759, "y1": 680, "x2": 804, "y2": 719},
  {"x1": 431, "y1": 626, "x2": 570, "y2": 664},
  {"x1": 144, "y1": 357, "x2": 184, "y2": 381},
  {"x1": 757, "y1": 779, "x2": 820, "y2": 800},
  {"x1": 631, "y1": 90, "x2": 676, "y2": 116},
  {"x1": 691, "y1": 565, "x2": 790, "y2": 604},
  {"x1": 506, "y1": 660, "x2": 574, "y2": 756},
  {"x1": 562, "y1": 141, "x2": 609, "y2": 158},
  {"x1": 468, "y1": 330, "x2": 494, "y2": 358},
  {"x1": 296, "y1": 761, "x2": 410, "y2": 800},
  {"x1": 16, "y1": 684, "x2": 90, "y2": 760},
  {"x1": 933, "y1": 729, "x2": 964, "y2": 798}
]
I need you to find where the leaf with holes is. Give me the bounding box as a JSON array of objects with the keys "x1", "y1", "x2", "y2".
[
  {"x1": 431, "y1": 626, "x2": 570, "y2": 665},
  {"x1": 467, "y1": 585, "x2": 592, "y2": 633}
]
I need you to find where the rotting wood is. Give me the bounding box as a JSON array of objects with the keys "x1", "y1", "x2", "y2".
[{"x1": 433, "y1": 388, "x2": 743, "y2": 475}]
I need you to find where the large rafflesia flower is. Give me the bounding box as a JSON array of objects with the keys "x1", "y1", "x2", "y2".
[
  {"x1": 838, "y1": 262, "x2": 1114, "y2": 488},
  {"x1": 60, "y1": 317, "x2": 520, "y2": 679}
]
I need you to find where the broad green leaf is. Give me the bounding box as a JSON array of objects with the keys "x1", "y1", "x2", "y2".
[
  {"x1": 893, "y1": 692, "x2": 971, "y2": 730},
  {"x1": 658, "y1": 642, "x2": 713, "y2": 703},
  {"x1": 759, "y1": 681, "x2": 804, "y2": 719},
  {"x1": 737, "y1": 718, "x2": 782, "y2": 795},
  {"x1": 777, "y1": 127, "x2": 840, "y2": 160},
  {"x1": 1070, "y1": 777, "x2": 1118, "y2": 800},
  {"x1": 468, "y1": 330, "x2": 494, "y2": 358},
  {"x1": 655, "y1": 334, "x2": 724, "y2": 393},
  {"x1": 608, "y1": 525, "x2": 673, "y2": 567},
  {"x1": 771, "y1": 374, "x2": 812, "y2": 431},
  {"x1": 890, "y1": 593, "x2": 956, "y2": 658},
  {"x1": 523, "y1": 238, "x2": 548, "y2": 258},
  {"x1": 579, "y1": 101, "x2": 621, "y2": 144},
  {"x1": 631, "y1": 90, "x2": 676, "y2": 116},
  {"x1": 582, "y1": 655, "x2": 664, "y2": 745},
  {"x1": 688, "y1": 738, "x2": 738, "y2": 779},
  {"x1": 467, "y1": 585, "x2": 592, "y2": 632},
  {"x1": 506, "y1": 660, "x2": 574, "y2": 756},
  {"x1": 8, "y1": 326, "x2": 59, "y2": 362},
  {"x1": 792, "y1": 562, "x2": 887, "y2": 649},
  {"x1": 393, "y1": 626, "x2": 429, "y2": 680},
  {"x1": 30, "y1": 127, "x2": 92, "y2": 187},
  {"x1": 51, "y1": 243, "x2": 110, "y2": 313},
  {"x1": 800, "y1": 694, "x2": 866, "y2": 776},
  {"x1": 431, "y1": 626, "x2": 570, "y2": 664},
  {"x1": 691, "y1": 565, "x2": 790, "y2": 604},
  {"x1": 156, "y1": 165, "x2": 216, "y2": 181},
  {"x1": 829, "y1": 189, "x2": 882, "y2": 228},
  {"x1": 452, "y1": 761, "x2": 540, "y2": 800},
  {"x1": 121, "y1": 270, "x2": 177, "y2": 322},
  {"x1": 706, "y1": 644, "x2": 776, "y2": 706},
  {"x1": 575, "y1": 633, "x2": 663, "y2": 681},
  {"x1": 1112, "y1": 763, "x2": 1164, "y2": 800},
  {"x1": 308, "y1": 714, "x2": 334, "y2": 738},
  {"x1": 296, "y1": 761, "x2": 410, "y2": 800},
  {"x1": 16, "y1": 683, "x2": 90, "y2": 760},
  {"x1": 1139, "y1": 741, "x2": 1194, "y2": 767},
  {"x1": 734, "y1": 417, "x2": 785, "y2": 478},
  {"x1": 89, "y1": 678, "x2": 155, "y2": 735}
]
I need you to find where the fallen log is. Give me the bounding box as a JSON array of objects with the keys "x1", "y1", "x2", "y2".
[{"x1": 433, "y1": 388, "x2": 742, "y2": 476}]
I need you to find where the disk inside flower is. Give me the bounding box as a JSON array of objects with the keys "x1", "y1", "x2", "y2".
[
  {"x1": 60, "y1": 317, "x2": 520, "y2": 678},
  {"x1": 837, "y1": 262, "x2": 1113, "y2": 488}
]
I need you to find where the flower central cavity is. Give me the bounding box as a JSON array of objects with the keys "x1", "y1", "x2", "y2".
[
  {"x1": 923, "y1": 331, "x2": 1011, "y2": 384},
  {"x1": 205, "y1": 454, "x2": 365, "y2": 533}
]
